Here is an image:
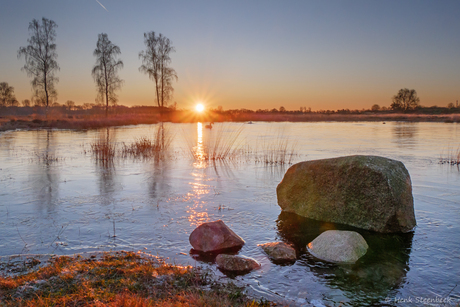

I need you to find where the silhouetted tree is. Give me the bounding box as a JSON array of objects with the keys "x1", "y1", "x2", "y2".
[
  {"x1": 65, "y1": 100, "x2": 75, "y2": 110},
  {"x1": 279, "y1": 106, "x2": 286, "y2": 112},
  {"x1": 0, "y1": 82, "x2": 18, "y2": 107},
  {"x1": 92, "y1": 33, "x2": 124, "y2": 117},
  {"x1": 22, "y1": 99, "x2": 31, "y2": 107},
  {"x1": 18, "y1": 18, "x2": 59, "y2": 112},
  {"x1": 391, "y1": 88, "x2": 420, "y2": 111},
  {"x1": 139, "y1": 32, "x2": 178, "y2": 111},
  {"x1": 371, "y1": 104, "x2": 380, "y2": 111},
  {"x1": 447, "y1": 102, "x2": 455, "y2": 109}
]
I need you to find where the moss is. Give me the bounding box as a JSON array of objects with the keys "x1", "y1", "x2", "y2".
[{"x1": 277, "y1": 155, "x2": 416, "y2": 233}]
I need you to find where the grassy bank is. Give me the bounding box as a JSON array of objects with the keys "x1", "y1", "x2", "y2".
[
  {"x1": 1, "y1": 110, "x2": 460, "y2": 132},
  {"x1": 0, "y1": 251, "x2": 276, "y2": 306},
  {"x1": 0, "y1": 114, "x2": 160, "y2": 132}
]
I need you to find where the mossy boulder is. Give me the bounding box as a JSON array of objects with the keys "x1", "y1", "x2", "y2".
[{"x1": 276, "y1": 155, "x2": 416, "y2": 233}]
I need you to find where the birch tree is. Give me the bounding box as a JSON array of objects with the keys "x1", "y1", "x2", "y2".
[
  {"x1": 92, "y1": 33, "x2": 124, "y2": 117},
  {"x1": 139, "y1": 32, "x2": 178, "y2": 110},
  {"x1": 18, "y1": 18, "x2": 59, "y2": 111}
]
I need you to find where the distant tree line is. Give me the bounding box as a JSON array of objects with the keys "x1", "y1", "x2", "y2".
[
  {"x1": 2, "y1": 18, "x2": 458, "y2": 116},
  {"x1": 6, "y1": 17, "x2": 177, "y2": 117}
]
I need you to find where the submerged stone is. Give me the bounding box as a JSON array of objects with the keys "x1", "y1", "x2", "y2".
[
  {"x1": 215, "y1": 254, "x2": 260, "y2": 272},
  {"x1": 307, "y1": 230, "x2": 368, "y2": 264},
  {"x1": 258, "y1": 242, "x2": 296, "y2": 262},
  {"x1": 276, "y1": 155, "x2": 416, "y2": 233},
  {"x1": 189, "y1": 220, "x2": 245, "y2": 253}
]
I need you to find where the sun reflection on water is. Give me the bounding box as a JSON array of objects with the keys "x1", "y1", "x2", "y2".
[
  {"x1": 193, "y1": 122, "x2": 206, "y2": 169},
  {"x1": 187, "y1": 122, "x2": 212, "y2": 226},
  {"x1": 187, "y1": 205, "x2": 210, "y2": 227}
]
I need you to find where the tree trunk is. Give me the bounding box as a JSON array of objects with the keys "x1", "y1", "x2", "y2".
[{"x1": 44, "y1": 70, "x2": 49, "y2": 118}]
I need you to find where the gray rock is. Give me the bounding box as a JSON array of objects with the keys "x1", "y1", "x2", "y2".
[
  {"x1": 307, "y1": 230, "x2": 368, "y2": 264},
  {"x1": 189, "y1": 220, "x2": 245, "y2": 253},
  {"x1": 276, "y1": 155, "x2": 416, "y2": 233},
  {"x1": 215, "y1": 254, "x2": 260, "y2": 272},
  {"x1": 258, "y1": 242, "x2": 296, "y2": 262}
]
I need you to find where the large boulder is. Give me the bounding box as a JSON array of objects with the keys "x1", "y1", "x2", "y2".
[
  {"x1": 215, "y1": 254, "x2": 260, "y2": 272},
  {"x1": 307, "y1": 230, "x2": 368, "y2": 264},
  {"x1": 258, "y1": 242, "x2": 296, "y2": 262},
  {"x1": 276, "y1": 155, "x2": 416, "y2": 233},
  {"x1": 189, "y1": 220, "x2": 245, "y2": 253}
]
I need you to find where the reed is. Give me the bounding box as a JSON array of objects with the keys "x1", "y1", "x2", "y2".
[
  {"x1": 120, "y1": 124, "x2": 173, "y2": 160},
  {"x1": 90, "y1": 137, "x2": 116, "y2": 163},
  {"x1": 439, "y1": 145, "x2": 460, "y2": 166},
  {"x1": 184, "y1": 123, "x2": 245, "y2": 162},
  {"x1": 33, "y1": 152, "x2": 64, "y2": 165},
  {"x1": 254, "y1": 128, "x2": 298, "y2": 165}
]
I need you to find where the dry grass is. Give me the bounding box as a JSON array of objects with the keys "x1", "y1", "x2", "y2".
[
  {"x1": 0, "y1": 251, "x2": 276, "y2": 307},
  {"x1": 90, "y1": 125, "x2": 173, "y2": 162},
  {"x1": 229, "y1": 112, "x2": 460, "y2": 123},
  {"x1": 0, "y1": 114, "x2": 160, "y2": 131}
]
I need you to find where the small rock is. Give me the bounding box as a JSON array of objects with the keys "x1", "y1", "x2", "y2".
[
  {"x1": 258, "y1": 242, "x2": 296, "y2": 262},
  {"x1": 189, "y1": 220, "x2": 245, "y2": 253},
  {"x1": 215, "y1": 254, "x2": 260, "y2": 272},
  {"x1": 307, "y1": 230, "x2": 368, "y2": 264}
]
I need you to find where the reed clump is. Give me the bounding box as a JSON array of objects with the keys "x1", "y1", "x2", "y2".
[
  {"x1": 90, "y1": 124, "x2": 173, "y2": 162},
  {"x1": 121, "y1": 125, "x2": 173, "y2": 160},
  {"x1": 184, "y1": 123, "x2": 245, "y2": 162},
  {"x1": 254, "y1": 128, "x2": 298, "y2": 165},
  {"x1": 0, "y1": 251, "x2": 274, "y2": 306},
  {"x1": 439, "y1": 146, "x2": 460, "y2": 166},
  {"x1": 184, "y1": 123, "x2": 298, "y2": 166},
  {"x1": 33, "y1": 152, "x2": 65, "y2": 165},
  {"x1": 90, "y1": 136, "x2": 116, "y2": 163}
]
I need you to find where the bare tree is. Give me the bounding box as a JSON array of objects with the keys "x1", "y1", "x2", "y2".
[
  {"x1": 92, "y1": 33, "x2": 124, "y2": 117},
  {"x1": 371, "y1": 104, "x2": 380, "y2": 111},
  {"x1": 22, "y1": 99, "x2": 31, "y2": 107},
  {"x1": 0, "y1": 82, "x2": 18, "y2": 107},
  {"x1": 18, "y1": 18, "x2": 59, "y2": 112},
  {"x1": 139, "y1": 32, "x2": 178, "y2": 112},
  {"x1": 65, "y1": 100, "x2": 75, "y2": 110},
  {"x1": 391, "y1": 88, "x2": 420, "y2": 111}
]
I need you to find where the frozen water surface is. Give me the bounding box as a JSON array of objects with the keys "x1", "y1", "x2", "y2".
[{"x1": 0, "y1": 122, "x2": 459, "y2": 306}]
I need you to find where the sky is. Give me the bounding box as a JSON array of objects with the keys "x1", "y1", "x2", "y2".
[{"x1": 1, "y1": 0, "x2": 459, "y2": 111}]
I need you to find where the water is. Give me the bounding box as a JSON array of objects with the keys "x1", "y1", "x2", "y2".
[{"x1": 0, "y1": 122, "x2": 459, "y2": 306}]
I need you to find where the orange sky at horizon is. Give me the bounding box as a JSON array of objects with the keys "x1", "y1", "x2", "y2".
[{"x1": 1, "y1": 1, "x2": 459, "y2": 112}]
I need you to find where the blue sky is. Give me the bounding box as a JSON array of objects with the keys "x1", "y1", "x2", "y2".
[{"x1": 1, "y1": 0, "x2": 459, "y2": 110}]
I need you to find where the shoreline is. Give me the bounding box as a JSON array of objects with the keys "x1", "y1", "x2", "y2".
[
  {"x1": 1, "y1": 113, "x2": 458, "y2": 132},
  {"x1": 0, "y1": 250, "x2": 280, "y2": 306}
]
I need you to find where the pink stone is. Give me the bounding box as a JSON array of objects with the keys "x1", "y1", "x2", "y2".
[{"x1": 189, "y1": 220, "x2": 245, "y2": 253}]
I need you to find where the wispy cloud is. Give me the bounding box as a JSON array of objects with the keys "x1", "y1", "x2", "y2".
[{"x1": 95, "y1": 0, "x2": 108, "y2": 12}]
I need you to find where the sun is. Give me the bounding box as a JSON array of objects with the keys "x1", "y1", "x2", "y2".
[{"x1": 195, "y1": 103, "x2": 205, "y2": 113}]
